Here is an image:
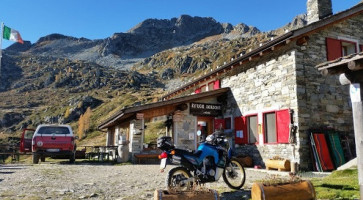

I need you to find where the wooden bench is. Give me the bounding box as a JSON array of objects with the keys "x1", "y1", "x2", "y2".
[{"x1": 134, "y1": 153, "x2": 159, "y2": 164}]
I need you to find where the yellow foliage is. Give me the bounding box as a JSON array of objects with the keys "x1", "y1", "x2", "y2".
[
  {"x1": 78, "y1": 114, "x2": 84, "y2": 139},
  {"x1": 64, "y1": 108, "x2": 70, "y2": 119},
  {"x1": 78, "y1": 107, "x2": 92, "y2": 140}
]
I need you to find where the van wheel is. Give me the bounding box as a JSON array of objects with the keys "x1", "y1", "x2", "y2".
[
  {"x1": 32, "y1": 154, "x2": 39, "y2": 164},
  {"x1": 41, "y1": 156, "x2": 45, "y2": 162}
]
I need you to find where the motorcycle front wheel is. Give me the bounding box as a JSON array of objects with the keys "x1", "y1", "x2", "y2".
[
  {"x1": 166, "y1": 166, "x2": 192, "y2": 191},
  {"x1": 222, "y1": 158, "x2": 246, "y2": 189}
]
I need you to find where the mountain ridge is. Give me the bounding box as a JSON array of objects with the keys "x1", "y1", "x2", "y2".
[{"x1": 0, "y1": 14, "x2": 307, "y2": 143}]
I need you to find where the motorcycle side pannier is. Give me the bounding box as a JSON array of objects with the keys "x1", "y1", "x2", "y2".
[{"x1": 157, "y1": 136, "x2": 174, "y2": 151}]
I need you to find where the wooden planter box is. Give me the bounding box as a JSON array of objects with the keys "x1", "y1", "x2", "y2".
[
  {"x1": 251, "y1": 180, "x2": 316, "y2": 200},
  {"x1": 265, "y1": 159, "x2": 291, "y2": 171},
  {"x1": 154, "y1": 189, "x2": 219, "y2": 200}
]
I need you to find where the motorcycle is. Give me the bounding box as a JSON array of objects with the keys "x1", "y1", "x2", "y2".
[{"x1": 157, "y1": 131, "x2": 246, "y2": 191}]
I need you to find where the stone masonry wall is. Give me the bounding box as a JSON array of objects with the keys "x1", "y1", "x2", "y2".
[
  {"x1": 294, "y1": 13, "x2": 363, "y2": 169},
  {"x1": 222, "y1": 46, "x2": 300, "y2": 167}
]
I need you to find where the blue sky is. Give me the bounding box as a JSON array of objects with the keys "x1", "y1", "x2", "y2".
[{"x1": 0, "y1": 0, "x2": 360, "y2": 48}]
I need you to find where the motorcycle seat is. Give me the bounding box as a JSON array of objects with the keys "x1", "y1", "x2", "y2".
[{"x1": 175, "y1": 149, "x2": 202, "y2": 157}]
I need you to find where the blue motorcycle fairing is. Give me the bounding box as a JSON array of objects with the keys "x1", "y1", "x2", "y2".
[{"x1": 196, "y1": 143, "x2": 220, "y2": 165}]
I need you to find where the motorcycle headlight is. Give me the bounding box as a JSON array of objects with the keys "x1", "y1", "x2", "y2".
[{"x1": 206, "y1": 135, "x2": 214, "y2": 142}]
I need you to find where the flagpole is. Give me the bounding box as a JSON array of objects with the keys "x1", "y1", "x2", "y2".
[{"x1": 0, "y1": 22, "x2": 3, "y2": 83}]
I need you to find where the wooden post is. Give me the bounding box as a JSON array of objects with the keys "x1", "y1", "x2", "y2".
[{"x1": 349, "y1": 83, "x2": 363, "y2": 198}]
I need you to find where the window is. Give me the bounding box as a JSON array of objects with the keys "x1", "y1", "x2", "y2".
[
  {"x1": 341, "y1": 41, "x2": 357, "y2": 56},
  {"x1": 225, "y1": 117, "x2": 231, "y2": 130},
  {"x1": 194, "y1": 80, "x2": 221, "y2": 94},
  {"x1": 234, "y1": 115, "x2": 257, "y2": 144},
  {"x1": 264, "y1": 112, "x2": 277, "y2": 143},
  {"x1": 208, "y1": 81, "x2": 214, "y2": 91},
  {"x1": 200, "y1": 85, "x2": 207, "y2": 92},
  {"x1": 247, "y1": 115, "x2": 258, "y2": 143},
  {"x1": 38, "y1": 127, "x2": 70, "y2": 135},
  {"x1": 326, "y1": 37, "x2": 358, "y2": 61},
  {"x1": 24, "y1": 130, "x2": 35, "y2": 139},
  {"x1": 214, "y1": 118, "x2": 225, "y2": 131},
  {"x1": 263, "y1": 109, "x2": 290, "y2": 144}
]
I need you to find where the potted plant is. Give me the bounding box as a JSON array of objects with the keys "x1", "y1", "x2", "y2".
[{"x1": 251, "y1": 174, "x2": 316, "y2": 200}]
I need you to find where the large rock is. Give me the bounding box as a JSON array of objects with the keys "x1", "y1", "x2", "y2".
[{"x1": 0, "y1": 112, "x2": 24, "y2": 128}]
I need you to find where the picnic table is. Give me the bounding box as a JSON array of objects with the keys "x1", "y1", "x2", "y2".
[{"x1": 83, "y1": 146, "x2": 118, "y2": 161}]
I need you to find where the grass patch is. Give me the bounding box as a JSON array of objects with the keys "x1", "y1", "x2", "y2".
[{"x1": 311, "y1": 168, "x2": 360, "y2": 199}]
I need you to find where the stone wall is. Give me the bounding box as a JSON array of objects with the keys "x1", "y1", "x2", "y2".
[
  {"x1": 293, "y1": 13, "x2": 363, "y2": 169},
  {"x1": 222, "y1": 46, "x2": 300, "y2": 166}
]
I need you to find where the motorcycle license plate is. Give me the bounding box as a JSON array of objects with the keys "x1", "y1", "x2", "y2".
[{"x1": 160, "y1": 158, "x2": 167, "y2": 169}]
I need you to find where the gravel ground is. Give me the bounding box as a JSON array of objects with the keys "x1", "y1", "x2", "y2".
[{"x1": 0, "y1": 161, "x2": 294, "y2": 200}]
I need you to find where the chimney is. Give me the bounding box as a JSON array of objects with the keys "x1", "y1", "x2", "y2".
[{"x1": 307, "y1": 0, "x2": 333, "y2": 24}]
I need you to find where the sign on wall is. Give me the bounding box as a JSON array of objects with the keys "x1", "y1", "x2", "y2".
[{"x1": 190, "y1": 102, "x2": 222, "y2": 116}]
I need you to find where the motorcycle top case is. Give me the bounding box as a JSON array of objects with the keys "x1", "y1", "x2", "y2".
[{"x1": 157, "y1": 136, "x2": 174, "y2": 151}]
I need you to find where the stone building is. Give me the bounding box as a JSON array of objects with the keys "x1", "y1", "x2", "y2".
[{"x1": 99, "y1": 0, "x2": 363, "y2": 169}]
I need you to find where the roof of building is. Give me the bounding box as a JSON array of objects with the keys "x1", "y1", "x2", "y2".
[
  {"x1": 98, "y1": 87, "x2": 230, "y2": 129},
  {"x1": 162, "y1": 2, "x2": 363, "y2": 100},
  {"x1": 316, "y1": 51, "x2": 363, "y2": 75}
]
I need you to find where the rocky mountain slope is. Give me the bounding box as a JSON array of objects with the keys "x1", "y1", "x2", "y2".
[
  {"x1": 0, "y1": 14, "x2": 306, "y2": 144},
  {"x1": 5, "y1": 15, "x2": 260, "y2": 70}
]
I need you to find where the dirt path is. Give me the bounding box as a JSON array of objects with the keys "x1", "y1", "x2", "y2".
[{"x1": 0, "y1": 162, "x2": 285, "y2": 200}]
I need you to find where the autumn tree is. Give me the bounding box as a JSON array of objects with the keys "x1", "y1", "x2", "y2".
[
  {"x1": 77, "y1": 107, "x2": 92, "y2": 139},
  {"x1": 83, "y1": 107, "x2": 92, "y2": 133},
  {"x1": 64, "y1": 107, "x2": 70, "y2": 119},
  {"x1": 78, "y1": 114, "x2": 85, "y2": 139}
]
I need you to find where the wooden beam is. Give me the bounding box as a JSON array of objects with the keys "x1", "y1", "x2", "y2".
[
  {"x1": 339, "y1": 71, "x2": 363, "y2": 85},
  {"x1": 348, "y1": 59, "x2": 363, "y2": 71},
  {"x1": 296, "y1": 36, "x2": 309, "y2": 46},
  {"x1": 321, "y1": 66, "x2": 347, "y2": 76},
  {"x1": 339, "y1": 73, "x2": 352, "y2": 85}
]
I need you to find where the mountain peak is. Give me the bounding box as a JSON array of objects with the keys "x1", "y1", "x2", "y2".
[{"x1": 36, "y1": 33, "x2": 90, "y2": 44}]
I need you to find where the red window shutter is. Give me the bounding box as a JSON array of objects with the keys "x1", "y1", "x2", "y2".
[
  {"x1": 276, "y1": 109, "x2": 290, "y2": 143},
  {"x1": 213, "y1": 80, "x2": 220, "y2": 90},
  {"x1": 326, "y1": 38, "x2": 342, "y2": 61},
  {"x1": 360, "y1": 45, "x2": 363, "y2": 52},
  {"x1": 234, "y1": 117, "x2": 247, "y2": 144},
  {"x1": 214, "y1": 119, "x2": 225, "y2": 131},
  {"x1": 195, "y1": 88, "x2": 201, "y2": 94}
]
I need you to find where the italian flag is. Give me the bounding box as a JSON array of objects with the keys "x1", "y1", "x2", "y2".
[{"x1": 3, "y1": 25, "x2": 23, "y2": 44}]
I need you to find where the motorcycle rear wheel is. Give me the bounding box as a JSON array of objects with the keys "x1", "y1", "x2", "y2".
[
  {"x1": 166, "y1": 167, "x2": 192, "y2": 191},
  {"x1": 222, "y1": 158, "x2": 246, "y2": 189}
]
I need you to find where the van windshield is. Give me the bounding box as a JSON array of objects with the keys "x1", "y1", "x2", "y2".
[{"x1": 37, "y1": 127, "x2": 70, "y2": 135}]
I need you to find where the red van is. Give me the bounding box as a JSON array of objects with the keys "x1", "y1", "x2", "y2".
[
  {"x1": 20, "y1": 129, "x2": 35, "y2": 153},
  {"x1": 31, "y1": 124, "x2": 77, "y2": 164}
]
